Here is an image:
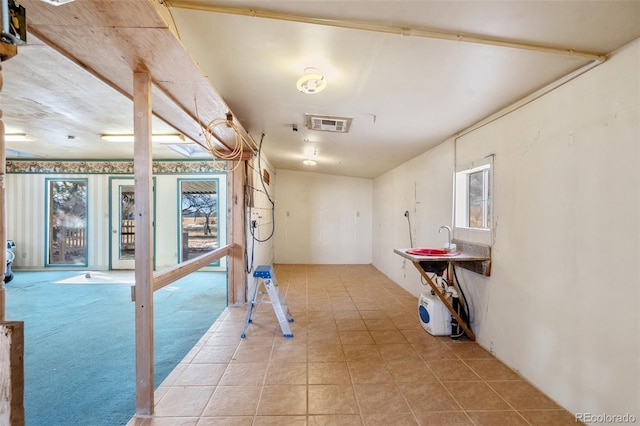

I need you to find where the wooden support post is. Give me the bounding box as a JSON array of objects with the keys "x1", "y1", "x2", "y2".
[
  {"x1": 227, "y1": 160, "x2": 246, "y2": 306},
  {"x1": 1, "y1": 34, "x2": 23, "y2": 426},
  {"x1": 0, "y1": 62, "x2": 6, "y2": 321},
  {"x1": 133, "y1": 71, "x2": 155, "y2": 415},
  {"x1": 0, "y1": 322, "x2": 25, "y2": 426}
]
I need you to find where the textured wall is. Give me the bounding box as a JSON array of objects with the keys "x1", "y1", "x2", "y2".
[
  {"x1": 274, "y1": 170, "x2": 373, "y2": 264},
  {"x1": 372, "y1": 39, "x2": 640, "y2": 419}
]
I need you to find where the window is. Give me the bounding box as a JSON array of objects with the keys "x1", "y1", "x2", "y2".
[
  {"x1": 178, "y1": 179, "x2": 219, "y2": 263},
  {"x1": 468, "y1": 167, "x2": 490, "y2": 228},
  {"x1": 46, "y1": 179, "x2": 88, "y2": 266},
  {"x1": 455, "y1": 158, "x2": 492, "y2": 231}
]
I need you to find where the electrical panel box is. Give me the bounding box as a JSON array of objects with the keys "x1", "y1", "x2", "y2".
[{"x1": 8, "y1": 0, "x2": 27, "y2": 43}]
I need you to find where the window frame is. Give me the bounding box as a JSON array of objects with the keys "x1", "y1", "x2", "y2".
[
  {"x1": 45, "y1": 177, "x2": 89, "y2": 267},
  {"x1": 177, "y1": 178, "x2": 221, "y2": 266},
  {"x1": 467, "y1": 167, "x2": 490, "y2": 229},
  {"x1": 454, "y1": 157, "x2": 493, "y2": 244}
]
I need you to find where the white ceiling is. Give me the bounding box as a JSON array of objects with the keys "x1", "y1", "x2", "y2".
[{"x1": 2, "y1": 0, "x2": 639, "y2": 178}]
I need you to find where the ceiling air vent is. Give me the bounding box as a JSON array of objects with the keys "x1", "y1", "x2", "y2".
[{"x1": 305, "y1": 114, "x2": 353, "y2": 133}]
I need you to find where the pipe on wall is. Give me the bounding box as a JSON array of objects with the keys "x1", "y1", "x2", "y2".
[{"x1": 167, "y1": 1, "x2": 607, "y2": 61}]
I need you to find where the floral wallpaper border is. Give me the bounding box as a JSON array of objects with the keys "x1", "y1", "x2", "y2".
[{"x1": 6, "y1": 159, "x2": 228, "y2": 174}]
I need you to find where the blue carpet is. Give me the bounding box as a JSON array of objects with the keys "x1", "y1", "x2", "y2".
[{"x1": 6, "y1": 270, "x2": 228, "y2": 426}]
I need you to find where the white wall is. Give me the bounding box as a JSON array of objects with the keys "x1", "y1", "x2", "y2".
[
  {"x1": 373, "y1": 140, "x2": 455, "y2": 296},
  {"x1": 373, "y1": 39, "x2": 639, "y2": 420},
  {"x1": 245, "y1": 152, "x2": 277, "y2": 273},
  {"x1": 274, "y1": 170, "x2": 372, "y2": 264}
]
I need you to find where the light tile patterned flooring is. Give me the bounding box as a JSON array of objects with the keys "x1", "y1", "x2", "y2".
[{"x1": 127, "y1": 264, "x2": 579, "y2": 426}]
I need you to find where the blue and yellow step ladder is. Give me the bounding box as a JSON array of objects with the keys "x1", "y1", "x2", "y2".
[{"x1": 241, "y1": 265, "x2": 294, "y2": 338}]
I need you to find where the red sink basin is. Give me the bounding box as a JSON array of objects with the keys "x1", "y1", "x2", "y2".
[{"x1": 406, "y1": 248, "x2": 461, "y2": 256}]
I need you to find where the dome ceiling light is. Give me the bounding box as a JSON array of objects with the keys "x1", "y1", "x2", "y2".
[{"x1": 296, "y1": 67, "x2": 327, "y2": 95}]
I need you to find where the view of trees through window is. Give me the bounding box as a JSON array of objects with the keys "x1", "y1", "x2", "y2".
[
  {"x1": 468, "y1": 168, "x2": 490, "y2": 229},
  {"x1": 180, "y1": 180, "x2": 218, "y2": 262},
  {"x1": 48, "y1": 179, "x2": 87, "y2": 265}
]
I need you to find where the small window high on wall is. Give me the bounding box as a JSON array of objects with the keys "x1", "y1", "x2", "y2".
[
  {"x1": 455, "y1": 157, "x2": 493, "y2": 234},
  {"x1": 46, "y1": 178, "x2": 88, "y2": 266}
]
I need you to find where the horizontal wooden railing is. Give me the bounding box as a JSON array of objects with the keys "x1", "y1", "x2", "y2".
[{"x1": 152, "y1": 243, "x2": 235, "y2": 292}]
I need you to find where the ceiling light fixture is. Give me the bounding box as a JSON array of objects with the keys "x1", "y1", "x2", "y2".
[
  {"x1": 303, "y1": 159, "x2": 317, "y2": 166},
  {"x1": 297, "y1": 67, "x2": 327, "y2": 95},
  {"x1": 100, "y1": 134, "x2": 186, "y2": 143},
  {"x1": 4, "y1": 133, "x2": 37, "y2": 142},
  {"x1": 39, "y1": 0, "x2": 77, "y2": 6}
]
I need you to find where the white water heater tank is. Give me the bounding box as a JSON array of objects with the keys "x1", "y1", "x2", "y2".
[{"x1": 418, "y1": 290, "x2": 452, "y2": 336}]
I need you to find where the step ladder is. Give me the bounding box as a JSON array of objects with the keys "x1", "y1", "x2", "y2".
[{"x1": 241, "y1": 265, "x2": 294, "y2": 338}]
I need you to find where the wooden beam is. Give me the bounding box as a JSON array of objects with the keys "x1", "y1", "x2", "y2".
[
  {"x1": 133, "y1": 71, "x2": 155, "y2": 415},
  {"x1": 214, "y1": 150, "x2": 254, "y2": 161},
  {"x1": 0, "y1": 43, "x2": 17, "y2": 62},
  {"x1": 0, "y1": 42, "x2": 24, "y2": 426},
  {"x1": 227, "y1": 161, "x2": 246, "y2": 305},
  {"x1": 0, "y1": 321, "x2": 25, "y2": 426},
  {"x1": 151, "y1": 81, "x2": 232, "y2": 151},
  {"x1": 20, "y1": 0, "x2": 254, "y2": 153},
  {"x1": 152, "y1": 244, "x2": 233, "y2": 292}
]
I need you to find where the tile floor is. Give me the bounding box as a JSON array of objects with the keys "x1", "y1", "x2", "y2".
[{"x1": 127, "y1": 264, "x2": 580, "y2": 426}]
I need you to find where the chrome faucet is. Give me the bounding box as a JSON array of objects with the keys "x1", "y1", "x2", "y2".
[{"x1": 439, "y1": 225, "x2": 452, "y2": 249}]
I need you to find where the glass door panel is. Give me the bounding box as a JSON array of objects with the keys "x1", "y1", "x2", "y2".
[
  {"x1": 47, "y1": 179, "x2": 88, "y2": 266},
  {"x1": 179, "y1": 179, "x2": 218, "y2": 262},
  {"x1": 119, "y1": 185, "x2": 135, "y2": 260},
  {"x1": 111, "y1": 179, "x2": 136, "y2": 269}
]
